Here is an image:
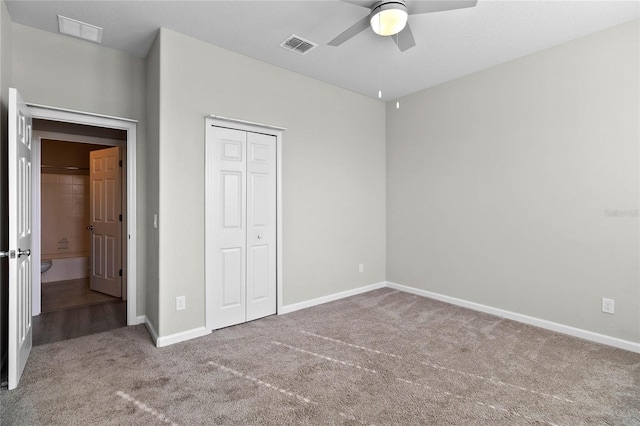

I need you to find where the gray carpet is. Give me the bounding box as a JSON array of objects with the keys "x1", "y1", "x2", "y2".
[{"x1": 2, "y1": 288, "x2": 639, "y2": 425}]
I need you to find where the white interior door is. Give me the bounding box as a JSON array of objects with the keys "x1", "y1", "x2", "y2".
[
  {"x1": 7, "y1": 88, "x2": 33, "y2": 390},
  {"x1": 210, "y1": 127, "x2": 247, "y2": 330},
  {"x1": 89, "y1": 146, "x2": 122, "y2": 297},
  {"x1": 246, "y1": 132, "x2": 276, "y2": 321},
  {"x1": 208, "y1": 125, "x2": 277, "y2": 330}
]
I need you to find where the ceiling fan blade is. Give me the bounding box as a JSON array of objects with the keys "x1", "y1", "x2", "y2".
[
  {"x1": 393, "y1": 23, "x2": 416, "y2": 52},
  {"x1": 408, "y1": 0, "x2": 478, "y2": 15},
  {"x1": 328, "y1": 15, "x2": 371, "y2": 46},
  {"x1": 343, "y1": 0, "x2": 378, "y2": 8}
]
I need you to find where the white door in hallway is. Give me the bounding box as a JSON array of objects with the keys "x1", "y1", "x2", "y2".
[
  {"x1": 7, "y1": 88, "x2": 33, "y2": 390},
  {"x1": 89, "y1": 146, "x2": 122, "y2": 298},
  {"x1": 208, "y1": 126, "x2": 276, "y2": 330}
]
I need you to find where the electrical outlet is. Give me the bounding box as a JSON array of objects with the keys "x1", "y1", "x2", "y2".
[
  {"x1": 176, "y1": 296, "x2": 186, "y2": 311},
  {"x1": 601, "y1": 298, "x2": 614, "y2": 314},
  {"x1": 359, "y1": 264, "x2": 364, "y2": 273}
]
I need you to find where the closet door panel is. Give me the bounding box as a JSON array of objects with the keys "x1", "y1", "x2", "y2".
[
  {"x1": 210, "y1": 127, "x2": 247, "y2": 330},
  {"x1": 221, "y1": 247, "x2": 243, "y2": 307},
  {"x1": 246, "y1": 132, "x2": 276, "y2": 321}
]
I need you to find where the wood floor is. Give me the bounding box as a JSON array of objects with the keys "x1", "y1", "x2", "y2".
[
  {"x1": 34, "y1": 278, "x2": 126, "y2": 346},
  {"x1": 41, "y1": 278, "x2": 120, "y2": 312}
]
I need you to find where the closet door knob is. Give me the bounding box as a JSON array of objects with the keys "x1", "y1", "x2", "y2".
[
  {"x1": 257, "y1": 234, "x2": 262, "y2": 239},
  {"x1": 86, "y1": 225, "x2": 94, "y2": 231},
  {"x1": 18, "y1": 248, "x2": 31, "y2": 258}
]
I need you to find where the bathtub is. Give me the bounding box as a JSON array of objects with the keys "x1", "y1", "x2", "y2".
[{"x1": 41, "y1": 256, "x2": 90, "y2": 283}]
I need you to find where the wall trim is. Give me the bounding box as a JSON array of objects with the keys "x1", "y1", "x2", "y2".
[
  {"x1": 136, "y1": 281, "x2": 640, "y2": 353},
  {"x1": 281, "y1": 282, "x2": 387, "y2": 314},
  {"x1": 27, "y1": 103, "x2": 138, "y2": 123},
  {"x1": 386, "y1": 281, "x2": 640, "y2": 354},
  {"x1": 155, "y1": 327, "x2": 210, "y2": 348},
  {"x1": 141, "y1": 280, "x2": 638, "y2": 353},
  {"x1": 208, "y1": 114, "x2": 286, "y2": 131}
]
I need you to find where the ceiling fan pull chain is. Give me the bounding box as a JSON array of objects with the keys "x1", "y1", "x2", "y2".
[
  {"x1": 378, "y1": 15, "x2": 383, "y2": 99},
  {"x1": 396, "y1": 39, "x2": 400, "y2": 109}
]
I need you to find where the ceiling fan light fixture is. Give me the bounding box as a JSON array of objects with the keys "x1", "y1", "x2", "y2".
[{"x1": 370, "y1": 1, "x2": 408, "y2": 36}]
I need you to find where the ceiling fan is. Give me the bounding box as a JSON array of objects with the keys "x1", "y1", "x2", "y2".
[{"x1": 328, "y1": 0, "x2": 478, "y2": 52}]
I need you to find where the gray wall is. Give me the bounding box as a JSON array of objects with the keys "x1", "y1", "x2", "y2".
[
  {"x1": 145, "y1": 33, "x2": 160, "y2": 332},
  {"x1": 11, "y1": 23, "x2": 148, "y2": 317},
  {"x1": 0, "y1": 0, "x2": 12, "y2": 375},
  {"x1": 4, "y1": 12, "x2": 636, "y2": 347},
  {"x1": 155, "y1": 28, "x2": 386, "y2": 337},
  {"x1": 386, "y1": 20, "x2": 640, "y2": 343}
]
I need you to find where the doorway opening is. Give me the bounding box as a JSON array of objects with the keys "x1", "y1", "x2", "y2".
[
  {"x1": 27, "y1": 107, "x2": 137, "y2": 349},
  {"x1": 31, "y1": 122, "x2": 128, "y2": 345},
  {"x1": 27, "y1": 106, "x2": 139, "y2": 345}
]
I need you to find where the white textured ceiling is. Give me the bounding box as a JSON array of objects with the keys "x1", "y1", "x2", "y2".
[{"x1": 5, "y1": 0, "x2": 639, "y2": 101}]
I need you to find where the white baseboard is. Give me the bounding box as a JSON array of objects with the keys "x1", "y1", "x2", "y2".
[
  {"x1": 135, "y1": 315, "x2": 146, "y2": 325},
  {"x1": 138, "y1": 315, "x2": 209, "y2": 348},
  {"x1": 386, "y1": 281, "x2": 640, "y2": 354},
  {"x1": 134, "y1": 281, "x2": 638, "y2": 353},
  {"x1": 155, "y1": 327, "x2": 210, "y2": 348},
  {"x1": 281, "y1": 281, "x2": 387, "y2": 314}
]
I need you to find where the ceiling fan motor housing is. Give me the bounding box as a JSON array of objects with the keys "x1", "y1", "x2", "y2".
[{"x1": 370, "y1": 0, "x2": 409, "y2": 36}]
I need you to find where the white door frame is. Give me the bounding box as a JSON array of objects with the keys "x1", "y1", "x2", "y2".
[
  {"x1": 27, "y1": 103, "x2": 138, "y2": 325},
  {"x1": 205, "y1": 115, "x2": 284, "y2": 330}
]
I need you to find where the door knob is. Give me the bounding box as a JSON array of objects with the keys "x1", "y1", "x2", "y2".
[
  {"x1": 1, "y1": 250, "x2": 15, "y2": 259},
  {"x1": 257, "y1": 234, "x2": 262, "y2": 239},
  {"x1": 87, "y1": 225, "x2": 94, "y2": 231},
  {"x1": 17, "y1": 248, "x2": 31, "y2": 258}
]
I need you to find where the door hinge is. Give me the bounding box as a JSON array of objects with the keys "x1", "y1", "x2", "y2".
[
  {"x1": 119, "y1": 269, "x2": 122, "y2": 277},
  {"x1": 119, "y1": 214, "x2": 123, "y2": 222},
  {"x1": 119, "y1": 160, "x2": 123, "y2": 167}
]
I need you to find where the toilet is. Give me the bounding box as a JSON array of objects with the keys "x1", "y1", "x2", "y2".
[{"x1": 41, "y1": 259, "x2": 53, "y2": 273}]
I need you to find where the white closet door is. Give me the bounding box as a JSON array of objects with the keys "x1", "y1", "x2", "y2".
[
  {"x1": 210, "y1": 127, "x2": 247, "y2": 330},
  {"x1": 246, "y1": 132, "x2": 276, "y2": 321}
]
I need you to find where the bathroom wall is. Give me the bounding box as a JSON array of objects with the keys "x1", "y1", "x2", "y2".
[
  {"x1": 40, "y1": 140, "x2": 104, "y2": 283},
  {"x1": 40, "y1": 139, "x2": 99, "y2": 261},
  {"x1": 40, "y1": 173, "x2": 89, "y2": 259}
]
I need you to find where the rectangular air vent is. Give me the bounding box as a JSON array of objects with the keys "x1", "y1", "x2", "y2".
[
  {"x1": 58, "y1": 15, "x2": 103, "y2": 43},
  {"x1": 279, "y1": 34, "x2": 317, "y2": 55}
]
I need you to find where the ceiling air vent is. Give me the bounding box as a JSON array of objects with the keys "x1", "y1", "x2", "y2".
[
  {"x1": 279, "y1": 34, "x2": 317, "y2": 55},
  {"x1": 58, "y1": 15, "x2": 103, "y2": 43}
]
